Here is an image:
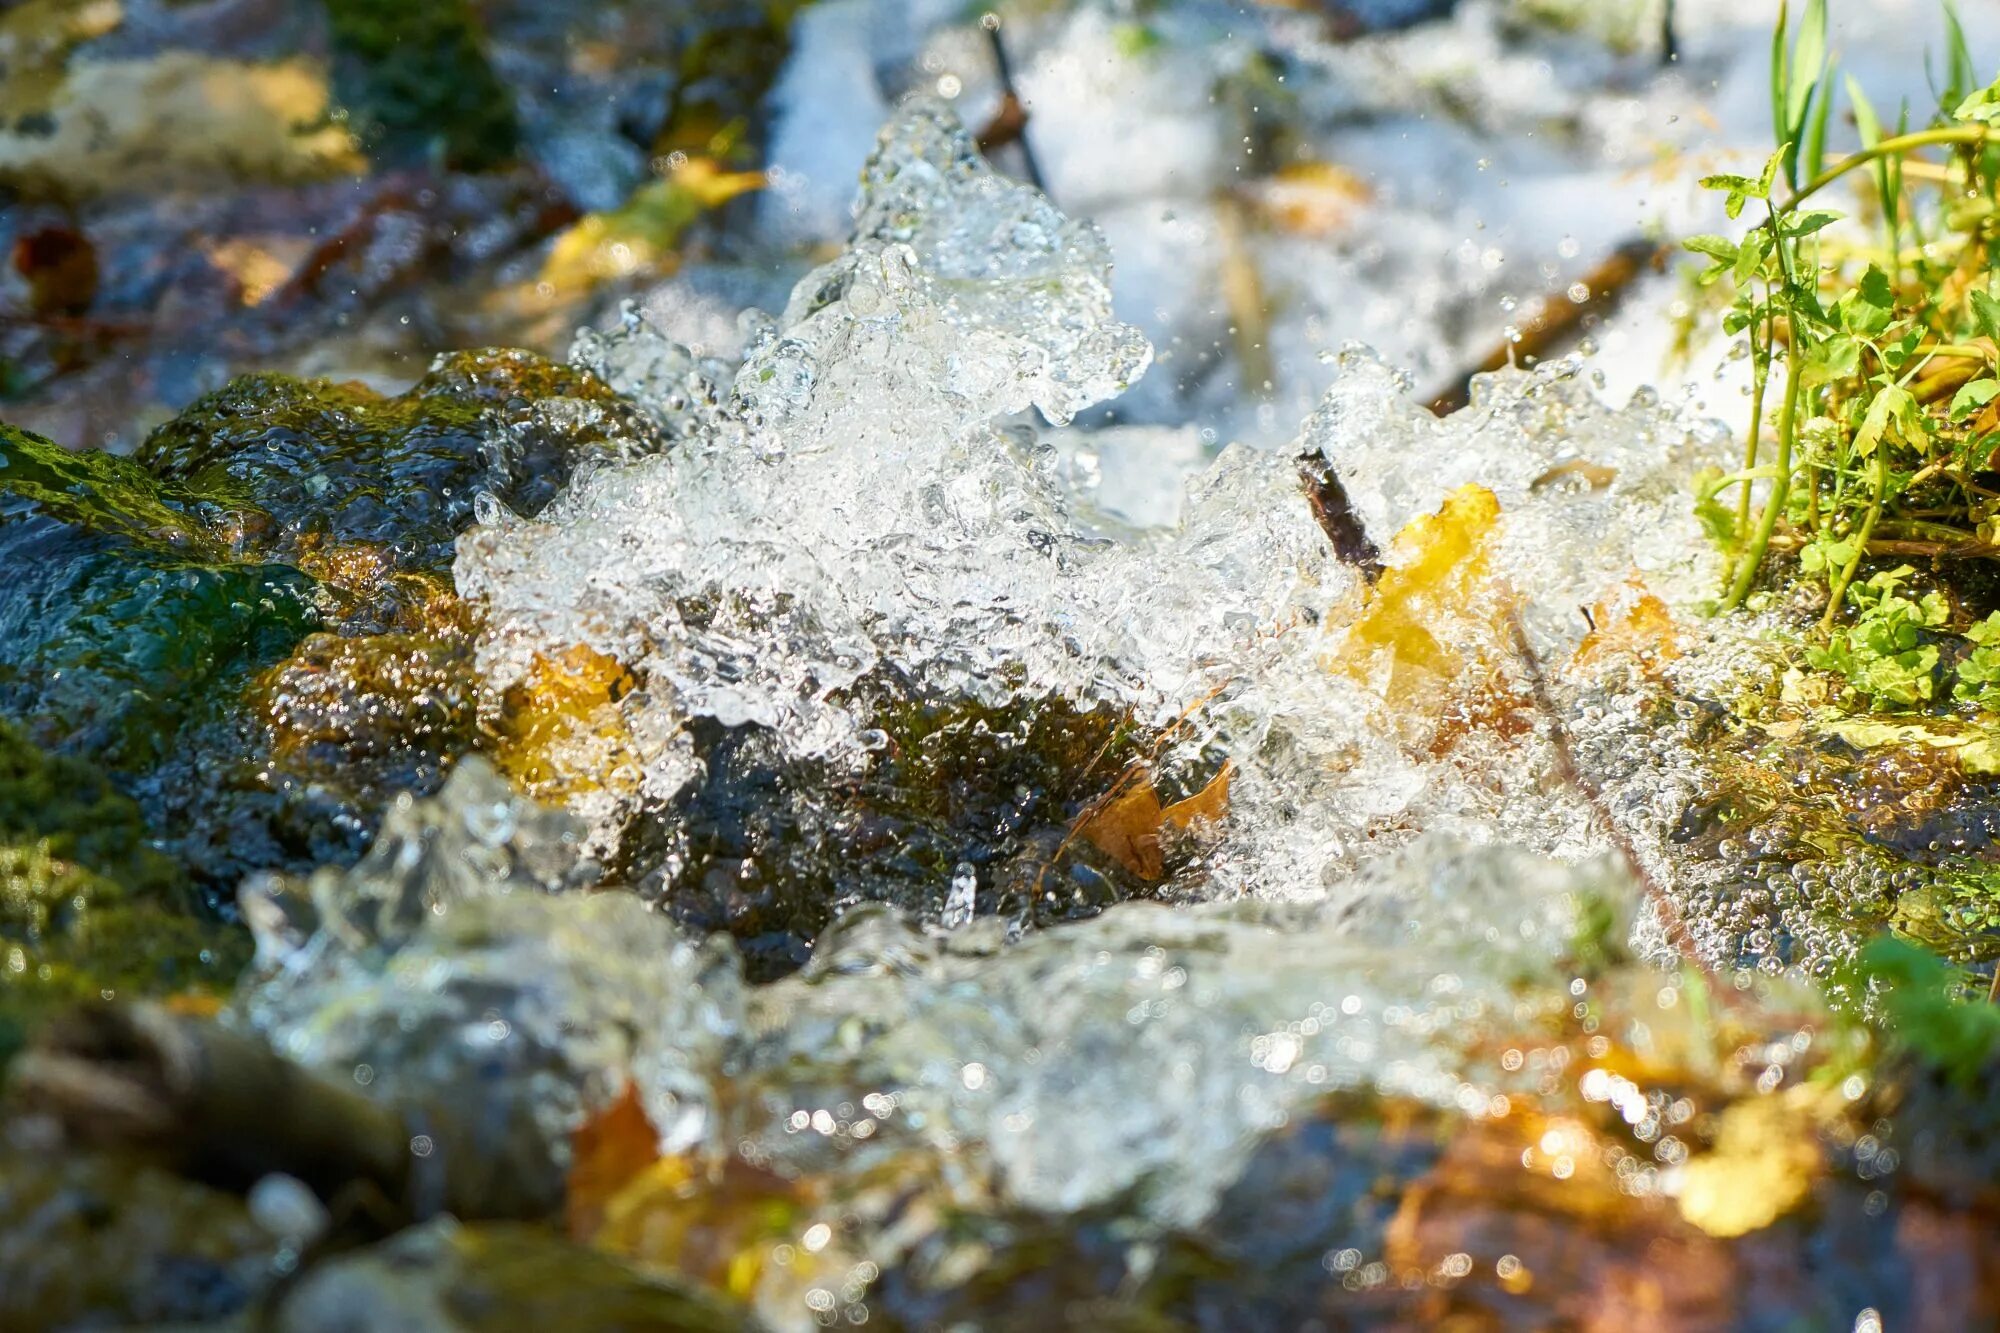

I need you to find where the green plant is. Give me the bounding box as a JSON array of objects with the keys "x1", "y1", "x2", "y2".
[
  {"x1": 1851, "y1": 936, "x2": 2000, "y2": 1084},
  {"x1": 1801, "y1": 565, "x2": 1947, "y2": 706},
  {"x1": 1684, "y1": 0, "x2": 2000, "y2": 620}
]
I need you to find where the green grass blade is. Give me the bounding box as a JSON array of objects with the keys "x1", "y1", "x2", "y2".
[
  {"x1": 1771, "y1": 0, "x2": 1791, "y2": 152},
  {"x1": 1804, "y1": 61, "x2": 1837, "y2": 185}
]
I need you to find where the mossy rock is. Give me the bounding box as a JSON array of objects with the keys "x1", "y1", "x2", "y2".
[
  {"x1": 0, "y1": 1147, "x2": 272, "y2": 1329},
  {"x1": 0, "y1": 423, "x2": 321, "y2": 770},
  {"x1": 138, "y1": 349, "x2": 664, "y2": 585},
  {"x1": 4, "y1": 348, "x2": 654, "y2": 889},
  {"x1": 0, "y1": 720, "x2": 243, "y2": 1068},
  {"x1": 267, "y1": 1220, "x2": 757, "y2": 1332},
  {"x1": 619, "y1": 682, "x2": 1216, "y2": 982},
  {"x1": 323, "y1": 0, "x2": 520, "y2": 171}
]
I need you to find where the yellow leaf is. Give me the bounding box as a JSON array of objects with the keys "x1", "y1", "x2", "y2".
[
  {"x1": 1673, "y1": 1091, "x2": 1823, "y2": 1237},
  {"x1": 1571, "y1": 582, "x2": 1679, "y2": 675},
  {"x1": 1328, "y1": 483, "x2": 1503, "y2": 706},
  {"x1": 491, "y1": 644, "x2": 644, "y2": 805},
  {"x1": 538, "y1": 158, "x2": 763, "y2": 297},
  {"x1": 1245, "y1": 159, "x2": 1373, "y2": 236}
]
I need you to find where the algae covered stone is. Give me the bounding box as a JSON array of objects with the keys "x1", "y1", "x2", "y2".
[{"x1": 0, "y1": 720, "x2": 241, "y2": 1066}]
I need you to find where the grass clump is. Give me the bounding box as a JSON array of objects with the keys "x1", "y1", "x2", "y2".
[{"x1": 1688, "y1": 0, "x2": 2000, "y2": 623}]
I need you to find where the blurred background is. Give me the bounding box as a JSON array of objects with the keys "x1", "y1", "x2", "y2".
[{"x1": 1, "y1": 0, "x2": 1994, "y2": 474}]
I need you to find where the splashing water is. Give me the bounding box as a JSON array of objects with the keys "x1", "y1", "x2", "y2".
[{"x1": 234, "y1": 95, "x2": 1930, "y2": 1327}]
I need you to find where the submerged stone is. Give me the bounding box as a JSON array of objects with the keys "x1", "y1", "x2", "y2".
[{"x1": 260, "y1": 1219, "x2": 756, "y2": 1333}]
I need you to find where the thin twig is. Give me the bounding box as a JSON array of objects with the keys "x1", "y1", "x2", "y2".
[
  {"x1": 1503, "y1": 602, "x2": 1717, "y2": 982},
  {"x1": 978, "y1": 18, "x2": 1047, "y2": 193}
]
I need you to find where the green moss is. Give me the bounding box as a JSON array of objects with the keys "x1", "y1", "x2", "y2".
[
  {"x1": 323, "y1": 0, "x2": 519, "y2": 171},
  {"x1": 0, "y1": 1148, "x2": 270, "y2": 1329},
  {"x1": 0, "y1": 424, "x2": 322, "y2": 770},
  {"x1": 0, "y1": 720, "x2": 244, "y2": 1069},
  {"x1": 138, "y1": 350, "x2": 660, "y2": 579}
]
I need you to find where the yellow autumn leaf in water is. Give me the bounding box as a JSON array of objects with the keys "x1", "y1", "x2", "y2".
[
  {"x1": 1245, "y1": 160, "x2": 1373, "y2": 236},
  {"x1": 491, "y1": 643, "x2": 644, "y2": 805},
  {"x1": 539, "y1": 158, "x2": 763, "y2": 297},
  {"x1": 1674, "y1": 1090, "x2": 1824, "y2": 1237},
  {"x1": 1329, "y1": 483, "x2": 1502, "y2": 706}
]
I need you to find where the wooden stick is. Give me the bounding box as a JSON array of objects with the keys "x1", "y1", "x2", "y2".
[{"x1": 1428, "y1": 239, "x2": 1667, "y2": 415}]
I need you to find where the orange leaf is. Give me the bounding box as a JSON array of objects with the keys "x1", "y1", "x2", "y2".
[
  {"x1": 1079, "y1": 778, "x2": 1167, "y2": 880},
  {"x1": 1162, "y1": 760, "x2": 1233, "y2": 831},
  {"x1": 1572, "y1": 583, "x2": 1679, "y2": 675},
  {"x1": 565, "y1": 1083, "x2": 661, "y2": 1242},
  {"x1": 1079, "y1": 762, "x2": 1234, "y2": 881}
]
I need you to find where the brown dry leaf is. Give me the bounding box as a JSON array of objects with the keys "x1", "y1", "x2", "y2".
[
  {"x1": 1079, "y1": 777, "x2": 1168, "y2": 880},
  {"x1": 565, "y1": 1084, "x2": 662, "y2": 1243},
  {"x1": 1572, "y1": 582, "x2": 1679, "y2": 676},
  {"x1": 1327, "y1": 483, "x2": 1505, "y2": 710},
  {"x1": 1163, "y1": 760, "x2": 1234, "y2": 831},
  {"x1": 1078, "y1": 762, "x2": 1233, "y2": 880},
  {"x1": 202, "y1": 235, "x2": 316, "y2": 308}
]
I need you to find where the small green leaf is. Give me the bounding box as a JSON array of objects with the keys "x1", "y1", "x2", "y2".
[
  {"x1": 1859, "y1": 263, "x2": 1895, "y2": 310},
  {"x1": 1970, "y1": 290, "x2": 2000, "y2": 345},
  {"x1": 1683, "y1": 234, "x2": 1739, "y2": 261},
  {"x1": 1698, "y1": 173, "x2": 1761, "y2": 196},
  {"x1": 1781, "y1": 209, "x2": 1842, "y2": 238},
  {"x1": 1953, "y1": 77, "x2": 2000, "y2": 127},
  {"x1": 1951, "y1": 378, "x2": 2000, "y2": 421},
  {"x1": 1855, "y1": 385, "x2": 1916, "y2": 457},
  {"x1": 1807, "y1": 334, "x2": 1860, "y2": 382}
]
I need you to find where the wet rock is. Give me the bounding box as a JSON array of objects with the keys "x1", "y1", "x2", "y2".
[
  {"x1": 4, "y1": 347, "x2": 664, "y2": 890},
  {"x1": 0, "y1": 1145, "x2": 271, "y2": 1330},
  {"x1": 137, "y1": 350, "x2": 666, "y2": 591},
  {"x1": 235, "y1": 760, "x2": 737, "y2": 1166},
  {"x1": 262, "y1": 1219, "x2": 756, "y2": 1333},
  {"x1": 0, "y1": 719, "x2": 242, "y2": 1066},
  {"x1": 0, "y1": 421, "x2": 320, "y2": 769}
]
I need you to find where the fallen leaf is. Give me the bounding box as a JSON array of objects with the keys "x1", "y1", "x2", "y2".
[
  {"x1": 1245, "y1": 160, "x2": 1372, "y2": 236},
  {"x1": 1328, "y1": 483, "x2": 1505, "y2": 709},
  {"x1": 1674, "y1": 1090, "x2": 1824, "y2": 1238},
  {"x1": 565, "y1": 1083, "x2": 661, "y2": 1243},
  {"x1": 492, "y1": 643, "x2": 644, "y2": 803},
  {"x1": 1163, "y1": 760, "x2": 1233, "y2": 831},
  {"x1": 1572, "y1": 582, "x2": 1679, "y2": 675},
  {"x1": 593, "y1": 1153, "x2": 809, "y2": 1299},
  {"x1": 538, "y1": 158, "x2": 762, "y2": 297},
  {"x1": 1078, "y1": 762, "x2": 1234, "y2": 880}
]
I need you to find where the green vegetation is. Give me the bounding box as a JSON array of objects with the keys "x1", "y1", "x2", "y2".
[
  {"x1": 0, "y1": 720, "x2": 242, "y2": 1068},
  {"x1": 323, "y1": 0, "x2": 519, "y2": 170},
  {"x1": 1688, "y1": 0, "x2": 2000, "y2": 620},
  {"x1": 1686, "y1": 0, "x2": 2000, "y2": 1018}
]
